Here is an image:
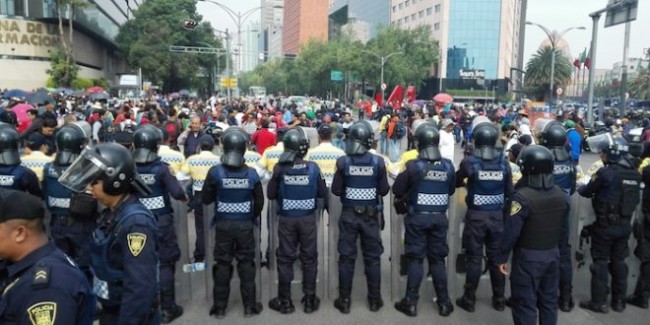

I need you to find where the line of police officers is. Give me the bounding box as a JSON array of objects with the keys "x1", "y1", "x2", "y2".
[{"x1": 0, "y1": 113, "x2": 648, "y2": 324}]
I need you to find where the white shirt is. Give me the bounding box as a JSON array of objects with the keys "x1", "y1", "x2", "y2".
[{"x1": 439, "y1": 129, "x2": 455, "y2": 163}]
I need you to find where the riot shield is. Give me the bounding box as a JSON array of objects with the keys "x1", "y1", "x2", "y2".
[
  {"x1": 448, "y1": 187, "x2": 468, "y2": 298},
  {"x1": 172, "y1": 178, "x2": 192, "y2": 304},
  {"x1": 267, "y1": 197, "x2": 326, "y2": 301}
]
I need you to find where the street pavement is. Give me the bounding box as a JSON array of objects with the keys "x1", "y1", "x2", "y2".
[{"x1": 160, "y1": 147, "x2": 648, "y2": 325}]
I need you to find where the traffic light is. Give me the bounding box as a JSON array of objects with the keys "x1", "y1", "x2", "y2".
[
  {"x1": 221, "y1": 78, "x2": 228, "y2": 88},
  {"x1": 220, "y1": 78, "x2": 237, "y2": 89},
  {"x1": 229, "y1": 79, "x2": 237, "y2": 88},
  {"x1": 182, "y1": 19, "x2": 198, "y2": 31}
]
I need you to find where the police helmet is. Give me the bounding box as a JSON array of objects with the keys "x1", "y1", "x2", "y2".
[
  {"x1": 415, "y1": 122, "x2": 441, "y2": 161},
  {"x1": 599, "y1": 134, "x2": 629, "y2": 163},
  {"x1": 0, "y1": 126, "x2": 20, "y2": 166},
  {"x1": 221, "y1": 127, "x2": 248, "y2": 167},
  {"x1": 345, "y1": 121, "x2": 374, "y2": 155},
  {"x1": 472, "y1": 122, "x2": 498, "y2": 160},
  {"x1": 540, "y1": 121, "x2": 570, "y2": 162},
  {"x1": 54, "y1": 125, "x2": 85, "y2": 166},
  {"x1": 517, "y1": 145, "x2": 555, "y2": 190},
  {"x1": 133, "y1": 125, "x2": 163, "y2": 164},
  {"x1": 279, "y1": 127, "x2": 309, "y2": 164},
  {"x1": 58, "y1": 143, "x2": 151, "y2": 196}
]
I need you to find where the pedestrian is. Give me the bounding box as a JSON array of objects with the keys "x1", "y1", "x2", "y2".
[
  {"x1": 540, "y1": 121, "x2": 577, "y2": 311},
  {"x1": 392, "y1": 122, "x2": 456, "y2": 317},
  {"x1": 0, "y1": 126, "x2": 42, "y2": 196},
  {"x1": 133, "y1": 126, "x2": 189, "y2": 323},
  {"x1": 455, "y1": 118, "x2": 513, "y2": 313},
  {"x1": 498, "y1": 145, "x2": 568, "y2": 325},
  {"x1": 578, "y1": 135, "x2": 641, "y2": 313},
  {"x1": 565, "y1": 120, "x2": 582, "y2": 166},
  {"x1": 202, "y1": 127, "x2": 264, "y2": 319},
  {"x1": 21, "y1": 132, "x2": 54, "y2": 181},
  {"x1": 628, "y1": 142, "x2": 650, "y2": 309},
  {"x1": 439, "y1": 118, "x2": 456, "y2": 163},
  {"x1": 177, "y1": 116, "x2": 204, "y2": 158},
  {"x1": 304, "y1": 124, "x2": 346, "y2": 187},
  {"x1": 332, "y1": 121, "x2": 390, "y2": 314},
  {"x1": 59, "y1": 143, "x2": 160, "y2": 324},
  {"x1": 267, "y1": 128, "x2": 327, "y2": 314},
  {"x1": 0, "y1": 190, "x2": 96, "y2": 324}
]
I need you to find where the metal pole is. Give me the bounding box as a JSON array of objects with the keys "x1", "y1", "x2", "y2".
[
  {"x1": 225, "y1": 28, "x2": 231, "y2": 102},
  {"x1": 380, "y1": 58, "x2": 385, "y2": 103},
  {"x1": 550, "y1": 46, "x2": 556, "y2": 107},
  {"x1": 438, "y1": 51, "x2": 443, "y2": 94},
  {"x1": 620, "y1": 21, "x2": 631, "y2": 116},
  {"x1": 587, "y1": 13, "x2": 600, "y2": 126}
]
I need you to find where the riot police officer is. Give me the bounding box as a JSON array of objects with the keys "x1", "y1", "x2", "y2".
[
  {"x1": 540, "y1": 121, "x2": 577, "y2": 311},
  {"x1": 628, "y1": 142, "x2": 650, "y2": 309},
  {"x1": 267, "y1": 128, "x2": 327, "y2": 314},
  {"x1": 59, "y1": 143, "x2": 160, "y2": 324},
  {"x1": 497, "y1": 145, "x2": 568, "y2": 325},
  {"x1": 133, "y1": 126, "x2": 189, "y2": 323},
  {"x1": 331, "y1": 121, "x2": 390, "y2": 314},
  {"x1": 0, "y1": 190, "x2": 95, "y2": 324},
  {"x1": 202, "y1": 127, "x2": 264, "y2": 319},
  {"x1": 43, "y1": 125, "x2": 96, "y2": 284},
  {"x1": 392, "y1": 122, "x2": 456, "y2": 317},
  {"x1": 0, "y1": 126, "x2": 42, "y2": 196},
  {"x1": 455, "y1": 117, "x2": 513, "y2": 312},
  {"x1": 578, "y1": 135, "x2": 641, "y2": 313}
]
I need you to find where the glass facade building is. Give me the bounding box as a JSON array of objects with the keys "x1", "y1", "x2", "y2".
[{"x1": 329, "y1": 0, "x2": 389, "y2": 42}]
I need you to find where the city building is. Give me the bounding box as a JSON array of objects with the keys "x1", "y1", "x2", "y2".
[
  {"x1": 241, "y1": 21, "x2": 261, "y2": 72},
  {"x1": 282, "y1": 0, "x2": 328, "y2": 55},
  {"x1": 328, "y1": 0, "x2": 390, "y2": 42},
  {"x1": 0, "y1": 0, "x2": 136, "y2": 89},
  {"x1": 390, "y1": 0, "x2": 526, "y2": 99},
  {"x1": 260, "y1": 0, "x2": 283, "y2": 60}
]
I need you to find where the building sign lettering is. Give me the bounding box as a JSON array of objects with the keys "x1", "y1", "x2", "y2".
[
  {"x1": 0, "y1": 19, "x2": 60, "y2": 52},
  {"x1": 459, "y1": 69, "x2": 485, "y2": 80}
]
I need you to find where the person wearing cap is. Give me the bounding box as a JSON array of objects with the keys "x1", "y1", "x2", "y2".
[
  {"x1": 202, "y1": 127, "x2": 265, "y2": 319},
  {"x1": 182, "y1": 134, "x2": 220, "y2": 264},
  {"x1": 565, "y1": 120, "x2": 582, "y2": 165},
  {"x1": 257, "y1": 127, "x2": 288, "y2": 181},
  {"x1": 267, "y1": 128, "x2": 327, "y2": 314},
  {"x1": 304, "y1": 124, "x2": 345, "y2": 187},
  {"x1": 21, "y1": 132, "x2": 54, "y2": 182},
  {"x1": 0, "y1": 126, "x2": 42, "y2": 197},
  {"x1": 440, "y1": 118, "x2": 456, "y2": 163},
  {"x1": 57, "y1": 143, "x2": 160, "y2": 324},
  {"x1": 0, "y1": 190, "x2": 96, "y2": 324}
]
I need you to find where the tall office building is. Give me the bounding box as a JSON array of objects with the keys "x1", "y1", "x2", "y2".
[
  {"x1": 390, "y1": 0, "x2": 525, "y2": 97},
  {"x1": 282, "y1": 0, "x2": 328, "y2": 55},
  {"x1": 0, "y1": 0, "x2": 137, "y2": 89},
  {"x1": 242, "y1": 21, "x2": 261, "y2": 72},
  {"x1": 329, "y1": 0, "x2": 390, "y2": 42},
  {"x1": 260, "y1": 0, "x2": 283, "y2": 60}
]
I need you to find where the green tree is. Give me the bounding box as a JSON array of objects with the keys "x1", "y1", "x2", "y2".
[
  {"x1": 524, "y1": 46, "x2": 573, "y2": 101},
  {"x1": 628, "y1": 66, "x2": 649, "y2": 100},
  {"x1": 48, "y1": 0, "x2": 91, "y2": 86},
  {"x1": 116, "y1": 0, "x2": 223, "y2": 93}
]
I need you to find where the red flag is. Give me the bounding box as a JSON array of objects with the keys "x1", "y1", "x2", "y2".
[
  {"x1": 406, "y1": 85, "x2": 416, "y2": 103},
  {"x1": 375, "y1": 92, "x2": 383, "y2": 106},
  {"x1": 584, "y1": 57, "x2": 591, "y2": 70},
  {"x1": 573, "y1": 58, "x2": 581, "y2": 69},
  {"x1": 387, "y1": 85, "x2": 404, "y2": 110}
]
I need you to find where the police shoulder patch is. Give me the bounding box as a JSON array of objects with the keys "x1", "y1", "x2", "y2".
[
  {"x1": 27, "y1": 301, "x2": 57, "y2": 325},
  {"x1": 510, "y1": 201, "x2": 522, "y2": 216},
  {"x1": 127, "y1": 232, "x2": 147, "y2": 257}
]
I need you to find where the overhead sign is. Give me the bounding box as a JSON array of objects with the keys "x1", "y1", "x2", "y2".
[
  {"x1": 119, "y1": 75, "x2": 139, "y2": 87},
  {"x1": 330, "y1": 70, "x2": 343, "y2": 82},
  {"x1": 459, "y1": 69, "x2": 485, "y2": 80},
  {"x1": 604, "y1": 0, "x2": 637, "y2": 28}
]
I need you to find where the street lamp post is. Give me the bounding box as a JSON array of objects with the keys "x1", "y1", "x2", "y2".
[
  {"x1": 361, "y1": 50, "x2": 402, "y2": 103},
  {"x1": 526, "y1": 22, "x2": 585, "y2": 108}
]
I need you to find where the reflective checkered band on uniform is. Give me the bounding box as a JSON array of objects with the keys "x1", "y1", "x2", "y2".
[
  {"x1": 190, "y1": 159, "x2": 219, "y2": 167},
  {"x1": 217, "y1": 201, "x2": 251, "y2": 213},
  {"x1": 93, "y1": 277, "x2": 109, "y2": 300},
  {"x1": 161, "y1": 156, "x2": 183, "y2": 163},
  {"x1": 192, "y1": 179, "x2": 205, "y2": 192},
  {"x1": 282, "y1": 198, "x2": 315, "y2": 210},
  {"x1": 22, "y1": 161, "x2": 49, "y2": 168},
  {"x1": 48, "y1": 197, "x2": 70, "y2": 208},
  {"x1": 473, "y1": 194, "x2": 504, "y2": 206},
  {"x1": 139, "y1": 196, "x2": 166, "y2": 210},
  {"x1": 417, "y1": 193, "x2": 448, "y2": 206},
  {"x1": 345, "y1": 187, "x2": 376, "y2": 201}
]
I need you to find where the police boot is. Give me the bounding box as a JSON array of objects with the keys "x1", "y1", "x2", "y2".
[
  {"x1": 334, "y1": 286, "x2": 351, "y2": 314},
  {"x1": 492, "y1": 296, "x2": 506, "y2": 311},
  {"x1": 210, "y1": 264, "x2": 232, "y2": 319},
  {"x1": 161, "y1": 305, "x2": 183, "y2": 324},
  {"x1": 455, "y1": 285, "x2": 477, "y2": 312},
  {"x1": 559, "y1": 283, "x2": 575, "y2": 312},
  {"x1": 302, "y1": 294, "x2": 320, "y2": 314},
  {"x1": 433, "y1": 285, "x2": 453, "y2": 316},
  {"x1": 626, "y1": 291, "x2": 649, "y2": 309},
  {"x1": 367, "y1": 282, "x2": 384, "y2": 312},
  {"x1": 269, "y1": 284, "x2": 295, "y2": 314},
  {"x1": 394, "y1": 298, "x2": 417, "y2": 317}
]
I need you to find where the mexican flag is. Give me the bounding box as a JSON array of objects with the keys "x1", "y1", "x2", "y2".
[{"x1": 584, "y1": 48, "x2": 592, "y2": 70}]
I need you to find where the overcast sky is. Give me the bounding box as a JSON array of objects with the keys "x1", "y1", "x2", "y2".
[{"x1": 198, "y1": 0, "x2": 650, "y2": 70}]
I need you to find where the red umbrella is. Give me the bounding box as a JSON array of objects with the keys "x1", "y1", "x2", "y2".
[
  {"x1": 87, "y1": 86, "x2": 105, "y2": 93},
  {"x1": 433, "y1": 93, "x2": 453, "y2": 104},
  {"x1": 12, "y1": 103, "x2": 35, "y2": 134}
]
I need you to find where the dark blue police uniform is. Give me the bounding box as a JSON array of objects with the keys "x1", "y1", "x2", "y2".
[
  {"x1": 43, "y1": 162, "x2": 97, "y2": 283},
  {"x1": 202, "y1": 164, "x2": 264, "y2": 314},
  {"x1": 393, "y1": 158, "x2": 456, "y2": 306},
  {"x1": 455, "y1": 154, "x2": 513, "y2": 305},
  {"x1": 267, "y1": 159, "x2": 327, "y2": 301},
  {"x1": 628, "y1": 157, "x2": 650, "y2": 307},
  {"x1": 0, "y1": 164, "x2": 42, "y2": 197},
  {"x1": 91, "y1": 195, "x2": 159, "y2": 325},
  {"x1": 331, "y1": 152, "x2": 390, "y2": 304},
  {"x1": 136, "y1": 159, "x2": 187, "y2": 311},
  {"x1": 0, "y1": 242, "x2": 95, "y2": 324}
]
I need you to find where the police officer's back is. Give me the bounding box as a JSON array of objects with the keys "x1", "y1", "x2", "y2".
[
  {"x1": 59, "y1": 143, "x2": 160, "y2": 324},
  {"x1": 0, "y1": 191, "x2": 95, "y2": 324},
  {"x1": 497, "y1": 145, "x2": 568, "y2": 325},
  {"x1": 628, "y1": 142, "x2": 650, "y2": 309},
  {"x1": 0, "y1": 127, "x2": 41, "y2": 197}
]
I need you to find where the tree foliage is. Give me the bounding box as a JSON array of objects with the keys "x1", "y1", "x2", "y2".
[
  {"x1": 116, "y1": 0, "x2": 223, "y2": 93},
  {"x1": 524, "y1": 46, "x2": 573, "y2": 101},
  {"x1": 239, "y1": 25, "x2": 438, "y2": 98},
  {"x1": 47, "y1": 0, "x2": 90, "y2": 87}
]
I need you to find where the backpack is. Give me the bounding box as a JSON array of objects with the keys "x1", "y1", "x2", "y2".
[
  {"x1": 122, "y1": 122, "x2": 135, "y2": 134},
  {"x1": 390, "y1": 120, "x2": 407, "y2": 140}
]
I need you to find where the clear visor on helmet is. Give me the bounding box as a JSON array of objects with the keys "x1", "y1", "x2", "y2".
[
  {"x1": 586, "y1": 133, "x2": 613, "y2": 153},
  {"x1": 471, "y1": 116, "x2": 491, "y2": 130},
  {"x1": 58, "y1": 148, "x2": 114, "y2": 193},
  {"x1": 533, "y1": 118, "x2": 555, "y2": 137}
]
